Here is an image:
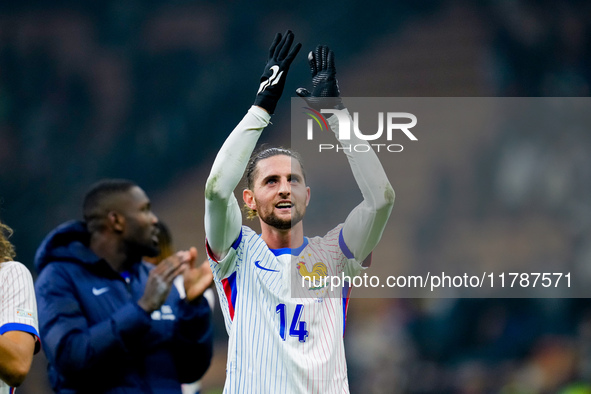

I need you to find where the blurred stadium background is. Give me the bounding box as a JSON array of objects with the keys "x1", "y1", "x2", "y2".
[{"x1": 2, "y1": 0, "x2": 591, "y2": 392}]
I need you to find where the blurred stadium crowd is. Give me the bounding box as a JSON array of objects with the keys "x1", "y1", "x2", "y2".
[{"x1": 2, "y1": 0, "x2": 591, "y2": 392}]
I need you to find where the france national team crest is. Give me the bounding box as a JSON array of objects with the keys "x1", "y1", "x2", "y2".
[{"x1": 295, "y1": 254, "x2": 330, "y2": 297}]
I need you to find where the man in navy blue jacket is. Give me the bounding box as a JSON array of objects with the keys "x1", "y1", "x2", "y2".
[{"x1": 34, "y1": 179, "x2": 213, "y2": 393}]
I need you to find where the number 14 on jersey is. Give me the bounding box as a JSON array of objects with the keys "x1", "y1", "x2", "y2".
[{"x1": 276, "y1": 303, "x2": 309, "y2": 342}]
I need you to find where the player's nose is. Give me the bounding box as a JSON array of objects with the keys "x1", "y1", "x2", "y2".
[
  {"x1": 278, "y1": 177, "x2": 290, "y2": 195},
  {"x1": 150, "y1": 211, "x2": 159, "y2": 224}
]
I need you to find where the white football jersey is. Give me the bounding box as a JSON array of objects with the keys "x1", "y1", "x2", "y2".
[
  {"x1": 208, "y1": 225, "x2": 363, "y2": 394},
  {"x1": 0, "y1": 261, "x2": 40, "y2": 394}
]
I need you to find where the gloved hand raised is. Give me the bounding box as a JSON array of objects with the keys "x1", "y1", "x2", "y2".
[
  {"x1": 296, "y1": 45, "x2": 344, "y2": 111},
  {"x1": 253, "y1": 30, "x2": 301, "y2": 114}
]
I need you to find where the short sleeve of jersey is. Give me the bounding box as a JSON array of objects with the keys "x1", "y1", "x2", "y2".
[
  {"x1": 0, "y1": 261, "x2": 41, "y2": 353},
  {"x1": 206, "y1": 227, "x2": 245, "y2": 280}
]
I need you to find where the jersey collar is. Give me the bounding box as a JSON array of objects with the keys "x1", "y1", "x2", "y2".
[{"x1": 269, "y1": 237, "x2": 309, "y2": 256}]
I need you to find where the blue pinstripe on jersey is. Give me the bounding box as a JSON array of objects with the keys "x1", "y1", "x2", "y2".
[{"x1": 208, "y1": 225, "x2": 361, "y2": 393}]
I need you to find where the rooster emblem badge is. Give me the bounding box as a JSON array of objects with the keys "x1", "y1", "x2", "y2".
[{"x1": 297, "y1": 257, "x2": 328, "y2": 290}]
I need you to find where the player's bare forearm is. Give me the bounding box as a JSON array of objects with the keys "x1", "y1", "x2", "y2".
[{"x1": 0, "y1": 331, "x2": 35, "y2": 387}]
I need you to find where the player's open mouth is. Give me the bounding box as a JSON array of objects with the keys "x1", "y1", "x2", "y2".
[{"x1": 275, "y1": 201, "x2": 293, "y2": 210}]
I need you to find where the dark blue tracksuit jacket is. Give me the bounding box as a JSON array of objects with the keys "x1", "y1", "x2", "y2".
[{"x1": 34, "y1": 221, "x2": 213, "y2": 394}]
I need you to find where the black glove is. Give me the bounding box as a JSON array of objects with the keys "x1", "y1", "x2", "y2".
[
  {"x1": 296, "y1": 45, "x2": 344, "y2": 111},
  {"x1": 253, "y1": 30, "x2": 301, "y2": 114}
]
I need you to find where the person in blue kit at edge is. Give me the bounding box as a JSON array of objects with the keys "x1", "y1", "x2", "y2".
[{"x1": 34, "y1": 179, "x2": 213, "y2": 393}]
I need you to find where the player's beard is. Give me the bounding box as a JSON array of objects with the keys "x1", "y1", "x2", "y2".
[
  {"x1": 125, "y1": 238, "x2": 160, "y2": 259},
  {"x1": 123, "y1": 219, "x2": 161, "y2": 258},
  {"x1": 259, "y1": 206, "x2": 305, "y2": 230}
]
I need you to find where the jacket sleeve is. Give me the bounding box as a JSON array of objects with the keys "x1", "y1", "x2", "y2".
[
  {"x1": 170, "y1": 296, "x2": 213, "y2": 383},
  {"x1": 35, "y1": 263, "x2": 152, "y2": 382}
]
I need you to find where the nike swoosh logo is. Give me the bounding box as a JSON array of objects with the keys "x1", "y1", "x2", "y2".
[
  {"x1": 92, "y1": 287, "x2": 110, "y2": 296},
  {"x1": 254, "y1": 260, "x2": 279, "y2": 272}
]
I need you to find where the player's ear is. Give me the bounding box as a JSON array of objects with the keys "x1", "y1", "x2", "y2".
[
  {"x1": 108, "y1": 211, "x2": 125, "y2": 233},
  {"x1": 243, "y1": 189, "x2": 257, "y2": 211},
  {"x1": 305, "y1": 186, "x2": 311, "y2": 207}
]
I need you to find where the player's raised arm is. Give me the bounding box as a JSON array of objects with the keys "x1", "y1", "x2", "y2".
[
  {"x1": 297, "y1": 46, "x2": 395, "y2": 263},
  {"x1": 205, "y1": 31, "x2": 301, "y2": 260}
]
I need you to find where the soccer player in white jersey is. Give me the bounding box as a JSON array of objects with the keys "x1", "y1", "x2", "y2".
[
  {"x1": 0, "y1": 218, "x2": 40, "y2": 393},
  {"x1": 205, "y1": 31, "x2": 394, "y2": 393}
]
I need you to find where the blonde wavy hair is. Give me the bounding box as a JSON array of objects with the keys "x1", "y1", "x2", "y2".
[{"x1": 0, "y1": 219, "x2": 16, "y2": 262}]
